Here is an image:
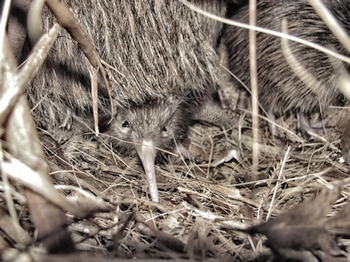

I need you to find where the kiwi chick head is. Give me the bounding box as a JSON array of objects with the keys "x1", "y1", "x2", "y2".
[{"x1": 102, "y1": 96, "x2": 190, "y2": 202}]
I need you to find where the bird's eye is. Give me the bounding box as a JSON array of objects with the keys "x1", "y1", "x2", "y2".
[
  {"x1": 161, "y1": 126, "x2": 169, "y2": 138},
  {"x1": 121, "y1": 120, "x2": 130, "y2": 128}
]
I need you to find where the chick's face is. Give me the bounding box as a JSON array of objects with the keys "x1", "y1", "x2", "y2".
[{"x1": 106, "y1": 97, "x2": 188, "y2": 159}]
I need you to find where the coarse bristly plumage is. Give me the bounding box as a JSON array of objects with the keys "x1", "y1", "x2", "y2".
[
  {"x1": 25, "y1": 0, "x2": 229, "y2": 140},
  {"x1": 223, "y1": 0, "x2": 348, "y2": 136}
]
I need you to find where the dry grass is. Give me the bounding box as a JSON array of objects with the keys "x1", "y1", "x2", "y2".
[{"x1": 23, "y1": 107, "x2": 347, "y2": 261}]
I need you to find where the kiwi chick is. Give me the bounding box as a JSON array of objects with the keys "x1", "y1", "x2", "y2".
[
  {"x1": 100, "y1": 96, "x2": 190, "y2": 202},
  {"x1": 100, "y1": 93, "x2": 236, "y2": 202}
]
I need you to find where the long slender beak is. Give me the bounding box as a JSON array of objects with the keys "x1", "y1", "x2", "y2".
[{"x1": 136, "y1": 139, "x2": 159, "y2": 202}]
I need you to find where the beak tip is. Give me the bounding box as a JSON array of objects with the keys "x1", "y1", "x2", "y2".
[{"x1": 146, "y1": 171, "x2": 159, "y2": 202}]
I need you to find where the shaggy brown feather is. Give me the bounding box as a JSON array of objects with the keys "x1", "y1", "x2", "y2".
[{"x1": 223, "y1": 0, "x2": 348, "y2": 132}]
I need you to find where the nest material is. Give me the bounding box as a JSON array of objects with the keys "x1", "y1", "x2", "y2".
[{"x1": 2, "y1": 101, "x2": 349, "y2": 261}]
